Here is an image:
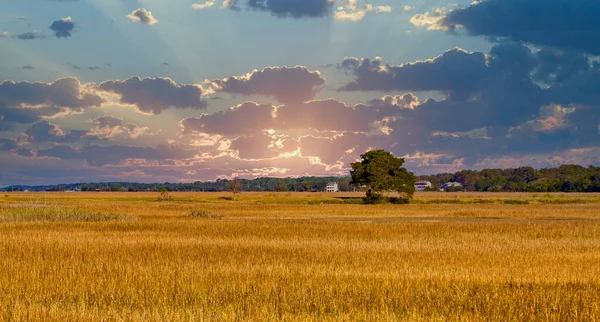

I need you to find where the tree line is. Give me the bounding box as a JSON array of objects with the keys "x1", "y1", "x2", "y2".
[
  {"x1": 4, "y1": 164, "x2": 600, "y2": 193},
  {"x1": 417, "y1": 165, "x2": 600, "y2": 192}
]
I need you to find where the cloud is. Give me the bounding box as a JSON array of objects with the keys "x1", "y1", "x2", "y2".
[
  {"x1": 15, "y1": 31, "x2": 45, "y2": 40},
  {"x1": 90, "y1": 115, "x2": 148, "y2": 139},
  {"x1": 210, "y1": 66, "x2": 325, "y2": 103},
  {"x1": 0, "y1": 31, "x2": 8, "y2": 38},
  {"x1": 99, "y1": 77, "x2": 206, "y2": 114},
  {"x1": 0, "y1": 138, "x2": 17, "y2": 151},
  {"x1": 181, "y1": 101, "x2": 275, "y2": 136},
  {"x1": 49, "y1": 16, "x2": 75, "y2": 38},
  {"x1": 128, "y1": 8, "x2": 158, "y2": 25},
  {"x1": 181, "y1": 93, "x2": 420, "y2": 137},
  {"x1": 192, "y1": 1, "x2": 215, "y2": 9},
  {"x1": 0, "y1": 77, "x2": 104, "y2": 128},
  {"x1": 417, "y1": 0, "x2": 600, "y2": 55},
  {"x1": 22, "y1": 65, "x2": 34, "y2": 70},
  {"x1": 340, "y1": 47, "x2": 488, "y2": 100},
  {"x1": 333, "y1": 1, "x2": 392, "y2": 21},
  {"x1": 410, "y1": 8, "x2": 448, "y2": 31},
  {"x1": 223, "y1": 0, "x2": 239, "y2": 10},
  {"x1": 245, "y1": 0, "x2": 334, "y2": 19},
  {"x1": 36, "y1": 144, "x2": 197, "y2": 166},
  {"x1": 23, "y1": 120, "x2": 96, "y2": 143}
]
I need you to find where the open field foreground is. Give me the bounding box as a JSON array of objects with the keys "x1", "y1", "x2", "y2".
[{"x1": 1, "y1": 192, "x2": 600, "y2": 321}]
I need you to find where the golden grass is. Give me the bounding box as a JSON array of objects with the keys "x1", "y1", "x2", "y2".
[{"x1": 1, "y1": 192, "x2": 600, "y2": 321}]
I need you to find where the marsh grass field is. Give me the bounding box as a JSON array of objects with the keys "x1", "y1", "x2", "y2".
[{"x1": 1, "y1": 192, "x2": 600, "y2": 321}]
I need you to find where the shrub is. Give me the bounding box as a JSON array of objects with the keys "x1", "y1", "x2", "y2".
[
  {"x1": 157, "y1": 188, "x2": 172, "y2": 201},
  {"x1": 185, "y1": 209, "x2": 222, "y2": 219},
  {"x1": 363, "y1": 192, "x2": 389, "y2": 204}
]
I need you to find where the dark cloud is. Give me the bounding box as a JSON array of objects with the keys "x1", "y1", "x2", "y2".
[
  {"x1": 128, "y1": 8, "x2": 158, "y2": 25},
  {"x1": 341, "y1": 43, "x2": 545, "y2": 131},
  {"x1": 22, "y1": 65, "x2": 34, "y2": 70},
  {"x1": 181, "y1": 101, "x2": 274, "y2": 135},
  {"x1": 0, "y1": 138, "x2": 17, "y2": 151},
  {"x1": 0, "y1": 77, "x2": 103, "y2": 109},
  {"x1": 212, "y1": 66, "x2": 325, "y2": 103},
  {"x1": 340, "y1": 48, "x2": 488, "y2": 100},
  {"x1": 245, "y1": 0, "x2": 334, "y2": 18},
  {"x1": 440, "y1": 0, "x2": 600, "y2": 55},
  {"x1": 0, "y1": 78, "x2": 103, "y2": 128},
  {"x1": 15, "y1": 32, "x2": 45, "y2": 40},
  {"x1": 23, "y1": 121, "x2": 95, "y2": 143},
  {"x1": 49, "y1": 17, "x2": 75, "y2": 38},
  {"x1": 37, "y1": 145, "x2": 81, "y2": 160},
  {"x1": 99, "y1": 77, "x2": 206, "y2": 114},
  {"x1": 16, "y1": 149, "x2": 33, "y2": 157},
  {"x1": 67, "y1": 63, "x2": 81, "y2": 70}
]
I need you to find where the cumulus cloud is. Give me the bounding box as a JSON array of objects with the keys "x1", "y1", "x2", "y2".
[
  {"x1": 128, "y1": 8, "x2": 158, "y2": 25},
  {"x1": 181, "y1": 93, "x2": 422, "y2": 138},
  {"x1": 410, "y1": 7, "x2": 448, "y2": 30},
  {"x1": 210, "y1": 66, "x2": 325, "y2": 103},
  {"x1": 0, "y1": 77, "x2": 103, "y2": 129},
  {"x1": 340, "y1": 47, "x2": 488, "y2": 100},
  {"x1": 0, "y1": 31, "x2": 8, "y2": 38},
  {"x1": 90, "y1": 115, "x2": 148, "y2": 139},
  {"x1": 243, "y1": 0, "x2": 334, "y2": 18},
  {"x1": 181, "y1": 101, "x2": 275, "y2": 136},
  {"x1": 49, "y1": 16, "x2": 75, "y2": 38},
  {"x1": 23, "y1": 120, "x2": 96, "y2": 143},
  {"x1": 414, "y1": 0, "x2": 600, "y2": 55},
  {"x1": 99, "y1": 77, "x2": 206, "y2": 114}
]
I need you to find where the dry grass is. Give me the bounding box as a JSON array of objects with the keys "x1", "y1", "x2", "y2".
[{"x1": 1, "y1": 192, "x2": 600, "y2": 321}]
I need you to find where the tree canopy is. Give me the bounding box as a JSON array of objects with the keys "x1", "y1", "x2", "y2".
[{"x1": 350, "y1": 149, "x2": 416, "y2": 201}]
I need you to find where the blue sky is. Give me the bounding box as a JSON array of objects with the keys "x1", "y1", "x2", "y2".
[{"x1": 1, "y1": 0, "x2": 599, "y2": 185}]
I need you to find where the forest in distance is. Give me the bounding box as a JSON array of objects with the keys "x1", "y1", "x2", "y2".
[{"x1": 4, "y1": 164, "x2": 600, "y2": 193}]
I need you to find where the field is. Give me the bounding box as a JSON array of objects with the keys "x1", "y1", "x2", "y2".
[{"x1": 1, "y1": 192, "x2": 600, "y2": 321}]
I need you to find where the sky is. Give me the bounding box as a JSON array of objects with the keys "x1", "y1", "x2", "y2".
[{"x1": 0, "y1": 0, "x2": 599, "y2": 185}]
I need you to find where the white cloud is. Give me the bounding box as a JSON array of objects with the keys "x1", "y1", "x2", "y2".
[
  {"x1": 127, "y1": 8, "x2": 158, "y2": 25},
  {"x1": 410, "y1": 8, "x2": 449, "y2": 30},
  {"x1": 192, "y1": 1, "x2": 216, "y2": 10},
  {"x1": 334, "y1": 1, "x2": 392, "y2": 21}
]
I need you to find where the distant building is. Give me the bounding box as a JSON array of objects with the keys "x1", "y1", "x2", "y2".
[
  {"x1": 414, "y1": 181, "x2": 432, "y2": 191},
  {"x1": 326, "y1": 182, "x2": 339, "y2": 192},
  {"x1": 441, "y1": 182, "x2": 463, "y2": 191}
]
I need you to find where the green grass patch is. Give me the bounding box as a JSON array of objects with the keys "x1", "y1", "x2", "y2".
[{"x1": 0, "y1": 206, "x2": 136, "y2": 223}]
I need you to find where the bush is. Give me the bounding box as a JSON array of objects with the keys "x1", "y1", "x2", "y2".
[
  {"x1": 389, "y1": 197, "x2": 410, "y2": 204},
  {"x1": 185, "y1": 209, "x2": 222, "y2": 219},
  {"x1": 157, "y1": 188, "x2": 172, "y2": 201},
  {"x1": 363, "y1": 192, "x2": 389, "y2": 204}
]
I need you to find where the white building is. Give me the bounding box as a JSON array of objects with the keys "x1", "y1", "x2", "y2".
[
  {"x1": 326, "y1": 182, "x2": 339, "y2": 192},
  {"x1": 414, "y1": 181, "x2": 432, "y2": 191},
  {"x1": 441, "y1": 182, "x2": 462, "y2": 191}
]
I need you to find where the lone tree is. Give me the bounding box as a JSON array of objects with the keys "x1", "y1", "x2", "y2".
[
  {"x1": 228, "y1": 177, "x2": 242, "y2": 199},
  {"x1": 350, "y1": 149, "x2": 416, "y2": 203}
]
